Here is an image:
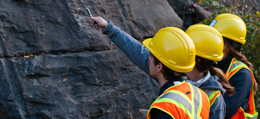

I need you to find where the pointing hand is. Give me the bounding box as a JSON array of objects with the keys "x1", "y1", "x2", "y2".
[{"x1": 90, "y1": 17, "x2": 108, "y2": 29}]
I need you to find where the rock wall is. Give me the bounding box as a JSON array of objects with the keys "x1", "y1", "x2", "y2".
[{"x1": 0, "y1": 0, "x2": 184, "y2": 118}]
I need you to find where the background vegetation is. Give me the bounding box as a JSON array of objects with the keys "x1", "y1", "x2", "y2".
[{"x1": 200, "y1": 0, "x2": 260, "y2": 114}]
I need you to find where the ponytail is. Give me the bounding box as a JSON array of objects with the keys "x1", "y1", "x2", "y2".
[
  {"x1": 210, "y1": 67, "x2": 235, "y2": 96},
  {"x1": 195, "y1": 56, "x2": 235, "y2": 96},
  {"x1": 224, "y1": 37, "x2": 258, "y2": 94}
]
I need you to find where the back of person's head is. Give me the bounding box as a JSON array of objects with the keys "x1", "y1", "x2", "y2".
[
  {"x1": 186, "y1": 24, "x2": 235, "y2": 96},
  {"x1": 143, "y1": 27, "x2": 196, "y2": 80},
  {"x1": 223, "y1": 37, "x2": 258, "y2": 94},
  {"x1": 210, "y1": 13, "x2": 258, "y2": 94},
  {"x1": 210, "y1": 13, "x2": 250, "y2": 67},
  {"x1": 195, "y1": 56, "x2": 235, "y2": 96},
  {"x1": 223, "y1": 37, "x2": 253, "y2": 69}
]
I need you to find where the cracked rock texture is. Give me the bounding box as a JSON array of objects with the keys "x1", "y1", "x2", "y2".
[
  {"x1": 0, "y1": 0, "x2": 224, "y2": 118},
  {"x1": 0, "y1": 0, "x2": 223, "y2": 118},
  {"x1": 0, "y1": 0, "x2": 185, "y2": 119},
  {"x1": 0, "y1": 0, "x2": 256, "y2": 119}
]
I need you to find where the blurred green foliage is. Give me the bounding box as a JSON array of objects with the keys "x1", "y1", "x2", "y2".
[{"x1": 201, "y1": 0, "x2": 260, "y2": 115}]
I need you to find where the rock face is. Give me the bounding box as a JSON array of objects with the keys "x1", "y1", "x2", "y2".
[
  {"x1": 0, "y1": 0, "x2": 184, "y2": 118},
  {"x1": 167, "y1": 0, "x2": 195, "y2": 30},
  {"x1": 166, "y1": 0, "x2": 211, "y2": 30}
]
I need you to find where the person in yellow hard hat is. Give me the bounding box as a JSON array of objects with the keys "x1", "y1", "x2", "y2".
[
  {"x1": 90, "y1": 17, "x2": 210, "y2": 119},
  {"x1": 210, "y1": 13, "x2": 258, "y2": 119},
  {"x1": 185, "y1": 24, "x2": 235, "y2": 119}
]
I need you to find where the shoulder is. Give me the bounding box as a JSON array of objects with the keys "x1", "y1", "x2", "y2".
[
  {"x1": 230, "y1": 68, "x2": 252, "y2": 83},
  {"x1": 228, "y1": 68, "x2": 252, "y2": 91},
  {"x1": 210, "y1": 92, "x2": 225, "y2": 107},
  {"x1": 199, "y1": 76, "x2": 226, "y2": 93}
]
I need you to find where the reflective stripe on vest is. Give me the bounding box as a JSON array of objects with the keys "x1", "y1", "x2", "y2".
[
  {"x1": 146, "y1": 81, "x2": 210, "y2": 119},
  {"x1": 225, "y1": 58, "x2": 258, "y2": 119},
  {"x1": 205, "y1": 90, "x2": 221, "y2": 107}
]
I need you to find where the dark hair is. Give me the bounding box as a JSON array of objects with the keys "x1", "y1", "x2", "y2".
[
  {"x1": 151, "y1": 54, "x2": 185, "y2": 80},
  {"x1": 195, "y1": 56, "x2": 235, "y2": 96},
  {"x1": 224, "y1": 37, "x2": 258, "y2": 94}
]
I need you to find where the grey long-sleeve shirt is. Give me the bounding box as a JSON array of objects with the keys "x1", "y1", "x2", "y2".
[{"x1": 102, "y1": 20, "x2": 150, "y2": 74}]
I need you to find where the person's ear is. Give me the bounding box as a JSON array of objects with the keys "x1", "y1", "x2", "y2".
[
  {"x1": 223, "y1": 43, "x2": 230, "y2": 56},
  {"x1": 197, "y1": 58, "x2": 201, "y2": 62},
  {"x1": 157, "y1": 63, "x2": 163, "y2": 72},
  {"x1": 223, "y1": 43, "x2": 228, "y2": 50}
]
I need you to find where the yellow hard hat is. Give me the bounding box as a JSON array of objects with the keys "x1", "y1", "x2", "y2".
[
  {"x1": 143, "y1": 27, "x2": 196, "y2": 73},
  {"x1": 186, "y1": 24, "x2": 224, "y2": 61},
  {"x1": 209, "y1": 13, "x2": 246, "y2": 44}
]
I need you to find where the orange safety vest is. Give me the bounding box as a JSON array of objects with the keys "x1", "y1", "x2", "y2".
[
  {"x1": 146, "y1": 81, "x2": 210, "y2": 119},
  {"x1": 225, "y1": 58, "x2": 258, "y2": 119}
]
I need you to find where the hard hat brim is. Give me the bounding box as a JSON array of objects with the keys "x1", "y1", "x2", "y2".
[{"x1": 143, "y1": 38, "x2": 155, "y2": 57}]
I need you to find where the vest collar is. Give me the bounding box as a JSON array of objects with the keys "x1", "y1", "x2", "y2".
[{"x1": 158, "y1": 78, "x2": 184, "y2": 96}]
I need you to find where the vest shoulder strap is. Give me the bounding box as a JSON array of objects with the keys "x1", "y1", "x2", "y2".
[
  {"x1": 225, "y1": 58, "x2": 248, "y2": 80},
  {"x1": 204, "y1": 90, "x2": 221, "y2": 107}
]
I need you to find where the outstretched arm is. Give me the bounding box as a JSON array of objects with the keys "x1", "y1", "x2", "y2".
[{"x1": 91, "y1": 17, "x2": 150, "y2": 74}]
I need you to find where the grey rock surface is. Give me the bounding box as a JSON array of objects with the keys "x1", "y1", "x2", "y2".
[
  {"x1": 167, "y1": 0, "x2": 203, "y2": 30},
  {"x1": 12, "y1": 50, "x2": 159, "y2": 119},
  {"x1": 0, "y1": 0, "x2": 185, "y2": 118},
  {"x1": 192, "y1": 4, "x2": 211, "y2": 21}
]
